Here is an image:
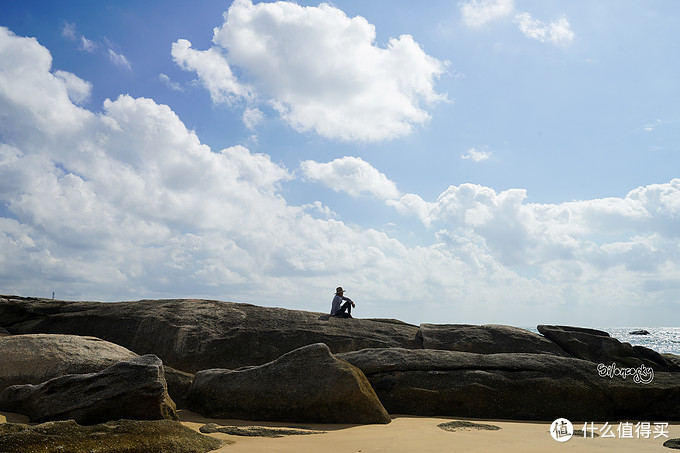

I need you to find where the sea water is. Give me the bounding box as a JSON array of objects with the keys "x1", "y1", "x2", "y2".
[{"x1": 526, "y1": 327, "x2": 680, "y2": 355}]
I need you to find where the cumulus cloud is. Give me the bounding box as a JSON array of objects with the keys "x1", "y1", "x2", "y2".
[
  {"x1": 515, "y1": 13, "x2": 574, "y2": 46},
  {"x1": 242, "y1": 107, "x2": 264, "y2": 130},
  {"x1": 53, "y1": 70, "x2": 92, "y2": 105},
  {"x1": 171, "y1": 39, "x2": 251, "y2": 104},
  {"x1": 300, "y1": 157, "x2": 400, "y2": 200},
  {"x1": 461, "y1": 147, "x2": 491, "y2": 162},
  {"x1": 460, "y1": 0, "x2": 514, "y2": 28},
  {"x1": 173, "y1": 0, "x2": 447, "y2": 142},
  {"x1": 3, "y1": 26, "x2": 680, "y2": 326}
]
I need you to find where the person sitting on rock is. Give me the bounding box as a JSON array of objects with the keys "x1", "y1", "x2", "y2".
[{"x1": 330, "y1": 287, "x2": 355, "y2": 318}]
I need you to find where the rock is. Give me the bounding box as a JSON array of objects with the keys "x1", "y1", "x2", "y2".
[
  {"x1": 630, "y1": 329, "x2": 651, "y2": 335},
  {"x1": 0, "y1": 355, "x2": 178, "y2": 424},
  {"x1": 437, "y1": 421, "x2": 500, "y2": 432},
  {"x1": 0, "y1": 419, "x2": 227, "y2": 453},
  {"x1": 200, "y1": 423, "x2": 325, "y2": 437},
  {"x1": 0, "y1": 333, "x2": 194, "y2": 408},
  {"x1": 188, "y1": 343, "x2": 391, "y2": 424},
  {"x1": 0, "y1": 295, "x2": 420, "y2": 372},
  {"x1": 338, "y1": 348, "x2": 680, "y2": 421},
  {"x1": 665, "y1": 438, "x2": 680, "y2": 449},
  {"x1": 537, "y1": 325, "x2": 679, "y2": 372},
  {"x1": 0, "y1": 334, "x2": 137, "y2": 393},
  {"x1": 0, "y1": 327, "x2": 10, "y2": 336},
  {"x1": 418, "y1": 323, "x2": 569, "y2": 356}
]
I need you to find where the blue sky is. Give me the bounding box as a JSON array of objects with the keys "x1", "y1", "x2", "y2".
[{"x1": 1, "y1": 0, "x2": 679, "y2": 326}]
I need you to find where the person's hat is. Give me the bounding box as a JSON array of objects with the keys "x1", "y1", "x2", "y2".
[{"x1": 336, "y1": 287, "x2": 344, "y2": 294}]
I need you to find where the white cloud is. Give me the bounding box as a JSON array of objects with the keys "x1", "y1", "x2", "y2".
[
  {"x1": 460, "y1": 1, "x2": 574, "y2": 47},
  {"x1": 174, "y1": 0, "x2": 447, "y2": 142},
  {"x1": 159, "y1": 73, "x2": 183, "y2": 92},
  {"x1": 460, "y1": 0, "x2": 514, "y2": 28},
  {"x1": 171, "y1": 39, "x2": 251, "y2": 105},
  {"x1": 108, "y1": 49, "x2": 132, "y2": 70},
  {"x1": 514, "y1": 13, "x2": 574, "y2": 46},
  {"x1": 242, "y1": 107, "x2": 264, "y2": 130},
  {"x1": 60, "y1": 23, "x2": 131, "y2": 68},
  {"x1": 300, "y1": 157, "x2": 400, "y2": 200},
  {"x1": 461, "y1": 147, "x2": 492, "y2": 162},
  {"x1": 80, "y1": 36, "x2": 97, "y2": 53},
  {"x1": 3, "y1": 26, "x2": 680, "y2": 326},
  {"x1": 53, "y1": 70, "x2": 92, "y2": 105}
]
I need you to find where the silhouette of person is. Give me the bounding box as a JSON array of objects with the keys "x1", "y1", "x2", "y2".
[{"x1": 330, "y1": 286, "x2": 355, "y2": 318}]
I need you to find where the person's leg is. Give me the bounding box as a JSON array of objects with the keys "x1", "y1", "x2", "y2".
[{"x1": 335, "y1": 301, "x2": 352, "y2": 317}]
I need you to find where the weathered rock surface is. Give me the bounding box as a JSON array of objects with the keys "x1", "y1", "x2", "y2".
[
  {"x1": 665, "y1": 438, "x2": 680, "y2": 449},
  {"x1": 200, "y1": 423, "x2": 325, "y2": 437},
  {"x1": 188, "y1": 343, "x2": 391, "y2": 424},
  {"x1": 338, "y1": 348, "x2": 680, "y2": 421},
  {"x1": 0, "y1": 333, "x2": 194, "y2": 408},
  {"x1": 0, "y1": 295, "x2": 420, "y2": 372},
  {"x1": 418, "y1": 323, "x2": 569, "y2": 356},
  {"x1": 0, "y1": 419, "x2": 227, "y2": 453},
  {"x1": 0, "y1": 334, "x2": 137, "y2": 392},
  {"x1": 0, "y1": 355, "x2": 178, "y2": 424},
  {"x1": 537, "y1": 325, "x2": 680, "y2": 372}
]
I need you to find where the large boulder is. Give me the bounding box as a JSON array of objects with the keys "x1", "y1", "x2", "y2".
[
  {"x1": 0, "y1": 295, "x2": 420, "y2": 372},
  {"x1": 418, "y1": 323, "x2": 569, "y2": 356},
  {"x1": 537, "y1": 325, "x2": 680, "y2": 372},
  {"x1": 0, "y1": 333, "x2": 194, "y2": 408},
  {"x1": 0, "y1": 355, "x2": 178, "y2": 424},
  {"x1": 188, "y1": 343, "x2": 391, "y2": 424},
  {"x1": 0, "y1": 334, "x2": 137, "y2": 392},
  {"x1": 338, "y1": 348, "x2": 680, "y2": 421},
  {"x1": 0, "y1": 419, "x2": 227, "y2": 453}
]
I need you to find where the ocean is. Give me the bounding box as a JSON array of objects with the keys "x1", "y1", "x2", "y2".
[{"x1": 526, "y1": 327, "x2": 680, "y2": 355}]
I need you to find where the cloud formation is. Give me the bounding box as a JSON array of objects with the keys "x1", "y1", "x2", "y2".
[
  {"x1": 461, "y1": 147, "x2": 492, "y2": 162},
  {"x1": 301, "y1": 157, "x2": 400, "y2": 200},
  {"x1": 460, "y1": 0, "x2": 574, "y2": 46},
  {"x1": 173, "y1": 0, "x2": 447, "y2": 142},
  {"x1": 61, "y1": 23, "x2": 132, "y2": 68},
  {"x1": 460, "y1": 0, "x2": 514, "y2": 28},
  {"x1": 2, "y1": 26, "x2": 679, "y2": 326}
]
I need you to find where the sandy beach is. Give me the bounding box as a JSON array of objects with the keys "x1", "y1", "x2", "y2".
[
  {"x1": 177, "y1": 410, "x2": 679, "y2": 453},
  {"x1": 2, "y1": 409, "x2": 678, "y2": 452}
]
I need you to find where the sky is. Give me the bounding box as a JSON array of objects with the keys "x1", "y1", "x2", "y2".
[{"x1": 1, "y1": 0, "x2": 679, "y2": 327}]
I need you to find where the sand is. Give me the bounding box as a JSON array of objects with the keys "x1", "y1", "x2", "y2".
[
  {"x1": 2, "y1": 410, "x2": 677, "y2": 452},
  {"x1": 178, "y1": 410, "x2": 679, "y2": 452}
]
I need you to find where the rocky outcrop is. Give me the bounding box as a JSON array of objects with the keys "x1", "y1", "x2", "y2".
[
  {"x1": 537, "y1": 325, "x2": 680, "y2": 372},
  {"x1": 630, "y1": 329, "x2": 651, "y2": 335},
  {"x1": 0, "y1": 355, "x2": 178, "y2": 425},
  {"x1": 188, "y1": 343, "x2": 391, "y2": 424},
  {"x1": 0, "y1": 419, "x2": 227, "y2": 453},
  {"x1": 0, "y1": 334, "x2": 137, "y2": 392},
  {"x1": 418, "y1": 323, "x2": 569, "y2": 356},
  {"x1": 338, "y1": 348, "x2": 680, "y2": 421},
  {"x1": 0, "y1": 333, "x2": 193, "y2": 407},
  {"x1": 0, "y1": 295, "x2": 420, "y2": 372}
]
